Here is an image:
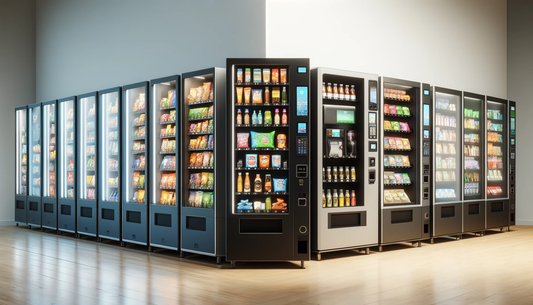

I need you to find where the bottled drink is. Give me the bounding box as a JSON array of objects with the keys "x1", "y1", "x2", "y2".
[
  {"x1": 281, "y1": 109, "x2": 288, "y2": 125},
  {"x1": 274, "y1": 109, "x2": 280, "y2": 125},
  {"x1": 339, "y1": 84, "x2": 344, "y2": 100},
  {"x1": 237, "y1": 172, "x2": 243, "y2": 192},
  {"x1": 333, "y1": 166, "x2": 338, "y2": 180},
  {"x1": 322, "y1": 189, "x2": 326, "y2": 208},
  {"x1": 281, "y1": 87, "x2": 287, "y2": 104},
  {"x1": 264, "y1": 111, "x2": 272, "y2": 125},
  {"x1": 252, "y1": 110, "x2": 257, "y2": 125},
  {"x1": 236, "y1": 109, "x2": 242, "y2": 125},
  {"x1": 345, "y1": 190, "x2": 350, "y2": 205},
  {"x1": 257, "y1": 110, "x2": 263, "y2": 125},
  {"x1": 351, "y1": 190, "x2": 356, "y2": 206},
  {"x1": 244, "y1": 172, "x2": 250, "y2": 192},
  {"x1": 333, "y1": 83, "x2": 338, "y2": 99},
  {"x1": 333, "y1": 189, "x2": 338, "y2": 207},
  {"x1": 264, "y1": 174, "x2": 272, "y2": 192},
  {"x1": 322, "y1": 167, "x2": 325, "y2": 181},
  {"x1": 350, "y1": 85, "x2": 356, "y2": 101},
  {"x1": 327, "y1": 166, "x2": 332, "y2": 180},
  {"x1": 265, "y1": 87, "x2": 270, "y2": 104},
  {"x1": 326, "y1": 189, "x2": 332, "y2": 207},
  {"x1": 322, "y1": 82, "x2": 326, "y2": 98},
  {"x1": 327, "y1": 83, "x2": 333, "y2": 99},
  {"x1": 254, "y1": 174, "x2": 262, "y2": 192},
  {"x1": 339, "y1": 167, "x2": 344, "y2": 180},
  {"x1": 351, "y1": 167, "x2": 356, "y2": 180},
  {"x1": 339, "y1": 188, "x2": 344, "y2": 207},
  {"x1": 244, "y1": 109, "x2": 250, "y2": 125},
  {"x1": 266, "y1": 196, "x2": 272, "y2": 211},
  {"x1": 345, "y1": 166, "x2": 350, "y2": 180}
]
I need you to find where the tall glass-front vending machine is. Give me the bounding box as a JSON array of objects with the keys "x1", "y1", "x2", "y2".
[
  {"x1": 98, "y1": 87, "x2": 121, "y2": 241},
  {"x1": 310, "y1": 68, "x2": 379, "y2": 260},
  {"x1": 150, "y1": 75, "x2": 179, "y2": 251},
  {"x1": 42, "y1": 100, "x2": 58, "y2": 230},
  {"x1": 462, "y1": 92, "x2": 486, "y2": 234},
  {"x1": 485, "y1": 97, "x2": 509, "y2": 230},
  {"x1": 58, "y1": 97, "x2": 77, "y2": 233},
  {"x1": 27, "y1": 102, "x2": 42, "y2": 228},
  {"x1": 15, "y1": 106, "x2": 28, "y2": 225},
  {"x1": 226, "y1": 59, "x2": 310, "y2": 268},
  {"x1": 77, "y1": 92, "x2": 98, "y2": 237},
  {"x1": 431, "y1": 87, "x2": 463, "y2": 241},
  {"x1": 379, "y1": 78, "x2": 431, "y2": 249},
  {"x1": 181, "y1": 68, "x2": 225, "y2": 261},
  {"x1": 509, "y1": 101, "x2": 516, "y2": 227},
  {"x1": 122, "y1": 82, "x2": 149, "y2": 247}
]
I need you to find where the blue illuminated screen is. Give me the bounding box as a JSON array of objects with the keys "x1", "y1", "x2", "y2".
[{"x1": 296, "y1": 86, "x2": 308, "y2": 116}]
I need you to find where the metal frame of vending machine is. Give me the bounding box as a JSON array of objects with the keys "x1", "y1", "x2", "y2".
[
  {"x1": 226, "y1": 58, "x2": 310, "y2": 268},
  {"x1": 462, "y1": 92, "x2": 486, "y2": 234},
  {"x1": 98, "y1": 87, "x2": 122, "y2": 241},
  {"x1": 379, "y1": 78, "x2": 431, "y2": 249},
  {"x1": 485, "y1": 96, "x2": 510, "y2": 231},
  {"x1": 42, "y1": 100, "x2": 58, "y2": 230},
  {"x1": 77, "y1": 92, "x2": 99, "y2": 237},
  {"x1": 15, "y1": 105, "x2": 28, "y2": 226},
  {"x1": 122, "y1": 82, "x2": 150, "y2": 248},
  {"x1": 509, "y1": 101, "x2": 516, "y2": 227},
  {"x1": 310, "y1": 68, "x2": 379, "y2": 260},
  {"x1": 27, "y1": 102, "x2": 43, "y2": 229},
  {"x1": 58, "y1": 96, "x2": 77, "y2": 234},
  {"x1": 431, "y1": 87, "x2": 463, "y2": 242},
  {"x1": 181, "y1": 68, "x2": 225, "y2": 262},
  {"x1": 150, "y1": 75, "x2": 180, "y2": 251}
]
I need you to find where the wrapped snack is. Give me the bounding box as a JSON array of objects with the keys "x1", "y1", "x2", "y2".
[
  {"x1": 392, "y1": 192, "x2": 401, "y2": 203},
  {"x1": 194, "y1": 173, "x2": 202, "y2": 187},
  {"x1": 246, "y1": 154, "x2": 258, "y2": 168},
  {"x1": 402, "y1": 106, "x2": 410, "y2": 116},
  {"x1": 384, "y1": 104, "x2": 390, "y2": 114},
  {"x1": 199, "y1": 136, "x2": 208, "y2": 149},
  {"x1": 169, "y1": 90, "x2": 176, "y2": 107},
  {"x1": 389, "y1": 155, "x2": 396, "y2": 167},
  {"x1": 195, "y1": 191, "x2": 203, "y2": 207},
  {"x1": 208, "y1": 119, "x2": 214, "y2": 132},
  {"x1": 207, "y1": 135, "x2": 214, "y2": 149},
  {"x1": 202, "y1": 192, "x2": 210, "y2": 208},
  {"x1": 244, "y1": 87, "x2": 251, "y2": 104},
  {"x1": 209, "y1": 152, "x2": 214, "y2": 167},
  {"x1": 384, "y1": 190, "x2": 394, "y2": 203},
  {"x1": 395, "y1": 138, "x2": 403, "y2": 149},
  {"x1": 390, "y1": 105, "x2": 397, "y2": 114},
  {"x1": 399, "y1": 191, "x2": 411, "y2": 203},
  {"x1": 273, "y1": 178, "x2": 287, "y2": 192},
  {"x1": 399, "y1": 122, "x2": 409, "y2": 132},
  {"x1": 202, "y1": 151, "x2": 210, "y2": 167},
  {"x1": 237, "y1": 133, "x2": 249, "y2": 148},
  {"x1": 388, "y1": 138, "x2": 396, "y2": 149},
  {"x1": 259, "y1": 155, "x2": 270, "y2": 168},
  {"x1": 392, "y1": 121, "x2": 401, "y2": 131},
  {"x1": 207, "y1": 173, "x2": 214, "y2": 189},
  {"x1": 202, "y1": 107, "x2": 209, "y2": 118},
  {"x1": 189, "y1": 153, "x2": 197, "y2": 167},
  {"x1": 208, "y1": 105, "x2": 214, "y2": 117},
  {"x1": 396, "y1": 106, "x2": 404, "y2": 115},
  {"x1": 402, "y1": 173, "x2": 411, "y2": 184},
  {"x1": 384, "y1": 156, "x2": 390, "y2": 167},
  {"x1": 272, "y1": 155, "x2": 281, "y2": 168},
  {"x1": 188, "y1": 174, "x2": 196, "y2": 187},
  {"x1": 188, "y1": 88, "x2": 197, "y2": 104},
  {"x1": 402, "y1": 156, "x2": 410, "y2": 166},
  {"x1": 384, "y1": 121, "x2": 393, "y2": 130},
  {"x1": 195, "y1": 87, "x2": 204, "y2": 103},
  {"x1": 395, "y1": 156, "x2": 403, "y2": 166},
  {"x1": 250, "y1": 131, "x2": 275, "y2": 148},
  {"x1": 236, "y1": 87, "x2": 243, "y2": 104},
  {"x1": 402, "y1": 138, "x2": 411, "y2": 150},
  {"x1": 202, "y1": 83, "x2": 211, "y2": 101},
  {"x1": 252, "y1": 89, "x2": 263, "y2": 104},
  {"x1": 201, "y1": 172, "x2": 209, "y2": 187},
  {"x1": 384, "y1": 138, "x2": 390, "y2": 149},
  {"x1": 195, "y1": 152, "x2": 204, "y2": 167},
  {"x1": 201, "y1": 121, "x2": 209, "y2": 132}
]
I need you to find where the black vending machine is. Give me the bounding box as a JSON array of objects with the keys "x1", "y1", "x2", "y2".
[
  {"x1": 509, "y1": 101, "x2": 516, "y2": 227},
  {"x1": 226, "y1": 58, "x2": 311, "y2": 268}
]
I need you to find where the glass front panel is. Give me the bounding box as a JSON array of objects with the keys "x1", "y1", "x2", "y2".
[
  {"x1": 28, "y1": 106, "x2": 41, "y2": 197},
  {"x1": 79, "y1": 96, "x2": 96, "y2": 200},
  {"x1": 435, "y1": 92, "x2": 461, "y2": 203},
  {"x1": 463, "y1": 97, "x2": 484, "y2": 200},
  {"x1": 101, "y1": 92, "x2": 120, "y2": 202},
  {"x1": 60, "y1": 100, "x2": 75, "y2": 199},
  {"x1": 486, "y1": 100, "x2": 507, "y2": 198},
  {"x1": 43, "y1": 104, "x2": 56, "y2": 197},
  {"x1": 151, "y1": 81, "x2": 177, "y2": 206},
  {"x1": 124, "y1": 87, "x2": 147, "y2": 204},
  {"x1": 16, "y1": 109, "x2": 27, "y2": 195}
]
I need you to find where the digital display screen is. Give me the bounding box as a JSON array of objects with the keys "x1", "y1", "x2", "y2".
[
  {"x1": 298, "y1": 67, "x2": 307, "y2": 73},
  {"x1": 511, "y1": 138, "x2": 515, "y2": 146},
  {"x1": 424, "y1": 89, "x2": 430, "y2": 96},
  {"x1": 511, "y1": 106, "x2": 515, "y2": 118},
  {"x1": 370, "y1": 85, "x2": 377, "y2": 105},
  {"x1": 423, "y1": 104, "x2": 430, "y2": 126},
  {"x1": 298, "y1": 123, "x2": 307, "y2": 134},
  {"x1": 337, "y1": 109, "x2": 355, "y2": 124},
  {"x1": 370, "y1": 143, "x2": 377, "y2": 150},
  {"x1": 368, "y1": 112, "x2": 376, "y2": 124},
  {"x1": 330, "y1": 129, "x2": 341, "y2": 138},
  {"x1": 296, "y1": 86, "x2": 308, "y2": 116},
  {"x1": 511, "y1": 118, "x2": 515, "y2": 131},
  {"x1": 424, "y1": 130, "x2": 429, "y2": 139}
]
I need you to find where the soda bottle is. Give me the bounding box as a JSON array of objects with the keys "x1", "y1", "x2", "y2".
[
  {"x1": 327, "y1": 189, "x2": 332, "y2": 207},
  {"x1": 333, "y1": 189, "x2": 338, "y2": 207},
  {"x1": 339, "y1": 189, "x2": 344, "y2": 207}
]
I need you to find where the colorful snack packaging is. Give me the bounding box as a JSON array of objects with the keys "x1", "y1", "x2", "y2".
[
  {"x1": 388, "y1": 137, "x2": 396, "y2": 149},
  {"x1": 236, "y1": 87, "x2": 243, "y2": 104},
  {"x1": 246, "y1": 154, "x2": 258, "y2": 168},
  {"x1": 207, "y1": 173, "x2": 214, "y2": 189},
  {"x1": 250, "y1": 131, "x2": 275, "y2": 148},
  {"x1": 209, "y1": 152, "x2": 214, "y2": 167},
  {"x1": 390, "y1": 105, "x2": 397, "y2": 114},
  {"x1": 272, "y1": 69, "x2": 279, "y2": 83},
  {"x1": 402, "y1": 156, "x2": 410, "y2": 166},
  {"x1": 395, "y1": 156, "x2": 403, "y2": 166},
  {"x1": 188, "y1": 174, "x2": 196, "y2": 187},
  {"x1": 384, "y1": 121, "x2": 393, "y2": 130},
  {"x1": 237, "y1": 133, "x2": 249, "y2": 148},
  {"x1": 396, "y1": 106, "x2": 404, "y2": 115},
  {"x1": 202, "y1": 83, "x2": 211, "y2": 101},
  {"x1": 253, "y1": 69, "x2": 262, "y2": 83},
  {"x1": 384, "y1": 156, "x2": 390, "y2": 167},
  {"x1": 252, "y1": 89, "x2": 263, "y2": 104},
  {"x1": 280, "y1": 69, "x2": 287, "y2": 83},
  {"x1": 384, "y1": 138, "x2": 390, "y2": 149},
  {"x1": 402, "y1": 106, "x2": 410, "y2": 116},
  {"x1": 263, "y1": 69, "x2": 270, "y2": 83},
  {"x1": 202, "y1": 151, "x2": 210, "y2": 167},
  {"x1": 392, "y1": 121, "x2": 401, "y2": 131},
  {"x1": 244, "y1": 87, "x2": 251, "y2": 104},
  {"x1": 402, "y1": 173, "x2": 411, "y2": 184},
  {"x1": 395, "y1": 138, "x2": 403, "y2": 149},
  {"x1": 272, "y1": 155, "x2": 281, "y2": 168},
  {"x1": 384, "y1": 104, "x2": 390, "y2": 114},
  {"x1": 399, "y1": 122, "x2": 409, "y2": 131},
  {"x1": 273, "y1": 178, "x2": 287, "y2": 192},
  {"x1": 389, "y1": 156, "x2": 396, "y2": 166},
  {"x1": 195, "y1": 152, "x2": 204, "y2": 167},
  {"x1": 201, "y1": 172, "x2": 209, "y2": 187},
  {"x1": 259, "y1": 155, "x2": 270, "y2": 168},
  {"x1": 402, "y1": 138, "x2": 411, "y2": 149},
  {"x1": 168, "y1": 90, "x2": 176, "y2": 106},
  {"x1": 195, "y1": 191, "x2": 203, "y2": 207}
]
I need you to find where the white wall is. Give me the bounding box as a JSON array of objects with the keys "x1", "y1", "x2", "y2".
[
  {"x1": 266, "y1": 0, "x2": 507, "y2": 97},
  {"x1": 0, "y1": 0, "x2": 36, "y2": 225},
  {"x1": 36, "y1": 0, "x2": 266, "y2": 101},
  {"x1": 508, "y1": 0, "x2": 532, "y2": 225}
]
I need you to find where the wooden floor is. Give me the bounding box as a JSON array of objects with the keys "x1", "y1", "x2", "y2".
[{"x1": 1, "y1": 226, "x2": 533, "y2": 305}]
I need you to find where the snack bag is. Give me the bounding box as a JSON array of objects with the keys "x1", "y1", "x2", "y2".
[
  {"x1": 390, "y1": 105, "x2": 397, "y2": 114},
  {"x1": 202, "y1": 151, "x2": 210, "y2": 167},
  {"x1": 384, "y1": 121, "x2": 393, "y2": 130},
  {"x1": 402, "y1": 156, "x2": 410, "y2": 167},
  {"x1": 273, "y1": 178, "x2": 287, "y2": 192},
  {"x1": 207, "y1": 173, "x2": 214, "y2": 189},
  {"x1": 392, "y1": 121, "x2": 401, "y2": 131},
  {"x1": 384, "y1": 138, "x2": 390, "y2": 149},
  {"x1": 237, "y1": 133, "x2": 249, "y2": 148},
  {"x1": 189, "y1": 153, "x2": 197, "y2": 167},
  {"x1": 259, "y1": 155, "x2": 270, "y2": 168},
  {"x1": 195, "y1": 152, "x2": 204, "y2": 167},
  {"x1": 202, "y1": 192, "x2": 211, "y2": 208},
  {"x1": 252, "y1": 89, "x2": 263, "y2": 104},
  {"x1": 395, "y1": 156, "x2": 403, "y2": 167},
  {"x1": 402, "y1": 173, "x2": 411, "y2": 184},
  {"x1": 396, "y1": 106, "x2": 404, "y2": 115},
  {"x1": 160, "y1": 174, "x2": 169, "y2": 188},
  {"x1": 389, "y1": 156, "x2": 396, "y2": 167},
  {"x1": 384, "y1": 156, "x2": 390, "y2": 167},
  {"x1": 194, "y1": 191, "x2": 203, "y2": 207},
  {"x1": 395, "y1": 138, "x2": 403, "y2": 149},
  {"x1": 402, "y1": 106, "x2": 410, "y2": 116},
  {"x1": 388, "y1": 137, "x2": 396, "y2": 149},
  {"x1": 402, "y1": 138, "x2": 411, "y2": 150},
  {"x1": 383, "y1": 104, "x2": 390, "y2": 114},
  {"x1": 201, "y1": 172, "x2": 209, "y2": 187},
  {"x1": 399, "y1": 122, "x2": 409, "y2": 132},
  {"x1": 250, "y1": 131, "x2": 275, "y2": 148},
  {"x1": 209, "y1": 152, "x2": 214, "y2": 167},
  {"x1": 246, "y1": 154, "x2": 258, "y2": 168}
]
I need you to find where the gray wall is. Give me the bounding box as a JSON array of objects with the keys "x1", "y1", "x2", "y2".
[
  {"x1": 0, "y1": 0, "x2": 36, "y2": 225},
  {"x1": 508, "y1": 0, "x2": 532, "y2": 225},
  {"x1": 36, "y1": 0, "x2": 266, "y2": 101}
]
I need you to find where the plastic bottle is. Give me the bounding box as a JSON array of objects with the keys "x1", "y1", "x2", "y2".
[
  {"x1": 266, "y1": 196, "x2": 272, "y2": 211},
  {"x1": 252, "y1": 110, "x2": 257, "y2": 125},
  {"x1": 281, "y1": 109, "x2": 288, "y2": 125},
  {"x1": 281, "y1": 87, "x2": 287, "y2": 104},
  {"x1": 264, "y1": 174, "x2": 272, "y2": 192},
  {"x1": 351, "y1": 190, "x2": 356, "y2": 206},
  {"x1": 244, "y1": 172, "x2": 250, "y2": 192},
  {"x1": 339, "y1": 84, "x2": 344, "y2": 100},
  {"x1": 254, "y1": 174, "x2": 262, "y2": 192},
  {"x1": 350, "y1": 85, "x2": 356, "y2": 101},
  {"x1": 237, "y1": 172, "x2": 243, "y2": 192},
  {"x1": 257, "y1": 110, "x2": 263, "y2": 125},
  {"x1": 322, "y1": 189, "x2": 326, "y2": 208},
  {"x1": 326, "y1": 189, "x2": 332, "y2": 207},
  {"x1": 244, "y1": 109, "x2": 250, "y2": 125},
  {"x1": 322, "y1": 82, "x2": 326, "y2": 98},
  {"x1": 236, "y1": 109, "x2": 242, "y2": 125},
  {"x1": 339, "y1": 188, "x2": 344, "y2": 207},
  {"x1": 265, "y1": 87, "x2": 270, "y2": 104},
  {"x1": 333, "y1": 189, "x2": 338, "y2": 207},
  {"x1": 345, "y1": 190, "x2": 350, "y2": 205},
  {"x1": 274, "y1": 109, "x2": 280, "y2": 125}
]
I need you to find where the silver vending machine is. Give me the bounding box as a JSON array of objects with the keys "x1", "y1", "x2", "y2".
[{"x1": 311, "y1": 68, "x2": 379, "y2": 260}]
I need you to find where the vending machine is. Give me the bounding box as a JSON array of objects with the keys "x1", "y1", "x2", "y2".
[
  {"x1": 98, "y1": 87, "x2": 121, "y2": 241},
  {"x1": 226, "y1": 58, "x2": 310, "y2": 268},
  {"x1": 58, "y1": 96, "x2": 77, "y2": 234},
  {"x1": 379, "y1": 78, "x2": 431, "y2": 248},
  {"x1": 122, "y1": 82, "x2": 149, "y2": 247},
  {"x1": 27, "y1": 102, "x2": 42, "y2": 228},
  {"x1": 181, "y1": 68, "x2": 225, "y2": 261},
  {"x1": 509, "y1": 101, "x2": 516, "y2": 227},
  {"x1": 150, "y1": 75, "x2": 179, "y2": 251},
  {"x1": 310, "y1": 68, "x2": 379, "y2": 260},
  {"x1": 431, "y1": 87, "x2": 463, "y2": 241},
  {"x1": 485, "y1": 97, "x2": 509, "y2": 230},
  {"x1": 462, "y1": 92, "x2": 486, "y2": 234},
  {"x1": 42, "y1": 100, "x2": 58, "y2": 230},
  {"x1": 15, "y1": 106, "x2": 28, "y2": 225}
]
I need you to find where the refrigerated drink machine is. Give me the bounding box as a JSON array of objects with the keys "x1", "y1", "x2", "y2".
[
  {"x1": 181, "y1": 68, "x2": 225, "y2": 261},
  {"x1": 77, "y1": 92, "x2": 98, "y2": 237},
  {"x1": 98, "y1": 87, "x2": 121, "y2": 241},
  {"x1": 42, "y1": 100, "x2": 58, "y2": 230},
  {"x1": 15, "y1": 106, "x2": 28, "y2": 225},
  {"x1": 431, "y1": 87, "x2": 463, "y2": 241},
  {"x1": 485, "y1": 97, "x2": 510, "y2": 231},
  {"x1": 150, "y1": 75, "x2": 179, "y2": 251},
  {"x1": 226, "y1": 58, "x2": 310, "y2": 268},
  {"x1": 58, "y1": 97, "x2": 77, "y2": 233},
  {"x1": 509, "y1": 101, "x2": 516, "y2": 227},
  {"x1": 27, "y1": 102, "x2": 42, "y2": 228},
  {"x1": 122, "y1": 82, "x2": 149, "y2": 247},
  {"x1": 379, "y1": 78, "x2": 431, "y2": 249},
  {"x1": 310, "y1": 68, "x2": 379, "y2": 260}
]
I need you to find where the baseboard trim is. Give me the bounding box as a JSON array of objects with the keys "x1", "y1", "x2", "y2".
[
  {"x1": 516, "y1": 220, "x2": 533, "y2": 226},
  {"x1": 0, "y1": 220, "x2": 16, "y2": 226}
]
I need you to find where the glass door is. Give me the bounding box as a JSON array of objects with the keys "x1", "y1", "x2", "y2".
[
  {"x1": 434, "y1": 92, "x2": 461, "y2": 203},
  {"x1": 43, "y1": 103, "x2": 56, "y2": 198},
  {"x1": 101, "y1": 92, "x2": 120, "y2": 203},
  {"x1": 463, "y1": 96, "x2": 484, "y2": 200},
  {"x1": 28, "y1": 105, "x2": 41, "y2": 197},
  {"x1": 60, "y1": 100, "x2": 75, "y2": 199},
  {"x1": 16, "y1": 108, "x2": 27, "y2": 196},
  {"x1": 79, "y1": 96, "x2": 97, "y2": 201},
  {"x1": 486, "y1": 99, "x2": 507, "y2": 198}
]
